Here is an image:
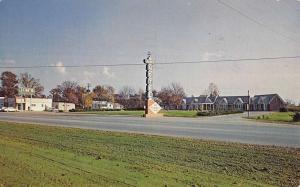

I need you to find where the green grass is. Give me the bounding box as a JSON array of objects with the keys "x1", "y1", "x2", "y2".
[
  {"x1": 162, "y1": 110, "x2": 198, "y2": 117},
  {"x1": 251, "y1": 112, "x2": 300, "y2": 124},
  {"x1": 0, "y1": 122, "x2": 299, "y2": 186}
]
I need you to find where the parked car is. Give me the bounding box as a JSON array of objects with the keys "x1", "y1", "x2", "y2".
[
  {"x1": 47, "y1": 107, "x2": 59, "y2": 112},
  {"x1": 1, "y1": 107, "x2": 18, "y2": 112}
]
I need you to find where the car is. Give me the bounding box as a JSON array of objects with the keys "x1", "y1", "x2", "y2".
[
  {"x1": 2, "y1": 107, "x2": 18, "y2": 112},
  {"x1": 47, "y1": 107, "x2": 59, "y2": 112},
  {"x1": 0, "y1": 107, "x2": 6, "y2": 112}
]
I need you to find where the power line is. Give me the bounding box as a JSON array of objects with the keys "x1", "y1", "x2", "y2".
[
  {"x1": 216, "y1": 0, "x2": 298, "y2": 43},
  {"x1": 0, "y1": 55, "x2": 299, "y2": 69}
]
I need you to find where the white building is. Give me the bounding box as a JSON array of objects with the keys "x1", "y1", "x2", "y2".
[
  {"x1": 9, "y1": 97, "x2": 52, "y2": 111},
  {"x1": 92, "y1": 101, "x2": 114, "y2": 110},
  {"x1": 52, "y1": 102, "x2": 75, "y2": 111}
]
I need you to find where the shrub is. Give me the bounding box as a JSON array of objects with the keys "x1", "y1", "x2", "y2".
[
  {"x1": 58, "y1": 110, "x2": 64, "y2": 113},
  {"x1": 196, "y1": 111, "x2": 211, "y2": 116},
  {"x1": 292, "y1": 112, "x2": 300, "y2": 122},
  {"x1": 287, "y1": 106, "x2": 300, "y2": 112},
  {"x1": 257, "y1": 116, "x2": 261, "y2": 120},
  {"x1": 279, "y1": 107, "x2": 288, "y2": 112},
  {"x1": 69, "y1": 109, "x2": 76, "y2": 112}
]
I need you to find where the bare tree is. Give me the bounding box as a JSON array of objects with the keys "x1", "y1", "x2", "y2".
[
  {"x1": 49, "y1": 87, "x2": 63, "y2": 102},
  {"x1": 206, "y1": 82, "x2": 220, "y2": 97},
  {"x1": 19, "y1": 72, "x2": 44, "y2": 97},
  {"x1": 158, "y1": 82, "x2": 185, "y2": 109},
  {"x1": 119, "y1": 86, "x2": 136, "y2": 100},
  {"x1": 117, "y1": 86, "x2": 136, "y2": 109},
  {"x1": 93, "y1": 85, "x2": 115, "y2": 102},
  {"x1": 0, "y1": 71, "x2": 18, "y2": 97},
  {"x1": 49, "y1": 81, "x2": 80, "y2": 104}
]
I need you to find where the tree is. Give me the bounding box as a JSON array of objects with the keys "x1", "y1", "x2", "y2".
[
  {"x1": 61, "y1": 81, "x2": 79, "y2": 104},
  {"x1": 285, "y1": 98, "x2": 295, "y2": 106},
  {"x1": 76, "y1": 86, "x2": 87, "y2": 108},
  {"x1": 119, "y1": 86, "x2": 136, "y2": 100},
  {"x1": 205, "y1": 82, "x2": 220, "y2": 97},
  {"x1": 93, "y1": 85, "x2": 115, "y2": 102},
  {"x1": 49, "y1": 87, "x2": 63, "y2": 102},
  {"x1": 49, "y1": 81, "x2": 80, "y2": 105},
  {"x1": 158, "y1": 82, "x2": 185, "y2": 109},
  {"x1": 19, "y1": 72, "x2": 44, "y2": 97},
  {"x1": 117, "y1": 86, "x2": 136, "y2": 109},
  {"x1": 83, "y1": 92, "x2": 95, "y2": 109},
  {"x1": 0, "y1": 71, "x2": 18, "y2": 97}
]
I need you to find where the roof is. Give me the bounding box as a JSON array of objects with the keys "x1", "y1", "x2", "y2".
[
  {"x1": 251, "y1": 94, "x2": 281, "y2": 104},
  {"x1": 214, "y1": 96, "x2": 249, "y2": 105}
]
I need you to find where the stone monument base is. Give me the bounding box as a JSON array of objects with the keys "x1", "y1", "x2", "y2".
[{"x1": 144, "y1": 99, "x2": 163, "y2": 118}]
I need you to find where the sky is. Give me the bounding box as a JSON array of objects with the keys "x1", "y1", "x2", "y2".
[{"x1": 0, "y1": 0, "x2": 299, "y2": 103}]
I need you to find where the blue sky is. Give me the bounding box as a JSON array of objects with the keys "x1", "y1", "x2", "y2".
[{"x1": 0, "y1": 0, "x2": 299, "y2": 103}]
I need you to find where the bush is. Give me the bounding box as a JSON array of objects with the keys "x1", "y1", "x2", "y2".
[
  {"x1": 196, "y1": 110, "x2": 243, "y2": 117},
  {"x1": 279, "y1": 107, "x2": 288, "y2": 112},
  {"x1": 287, "y1": 106, "x2": 300, "y2": 112},
  {"x1": 58, "y1": 110, "x2": 64, "y2": 113},
  {"x1": 69, "y1": 109, "x2": 76, "y2": 112},
  {"x1": 292, "y1": 112, "x2": 300, "y2": 122},
  {"x1": 197, "y1": 111, "x2": 212, "y2": 116}
]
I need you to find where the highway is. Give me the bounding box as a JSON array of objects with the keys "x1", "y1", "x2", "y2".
[{"x1": 0, "y1": 112, "x2": 299, "y2": 148}]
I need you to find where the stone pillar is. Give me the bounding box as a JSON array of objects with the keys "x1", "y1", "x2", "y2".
[{"x1": 143, "y1": 52, "x2": 162, "y2": 117}]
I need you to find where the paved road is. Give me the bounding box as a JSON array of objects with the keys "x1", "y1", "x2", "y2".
[{"x1": 0, "y1": 112, "x2": 299, "y2": 148}]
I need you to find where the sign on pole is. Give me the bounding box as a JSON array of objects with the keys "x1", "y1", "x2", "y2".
[{"x1": 19, "y1": 88, "x2": 35, "y2": 95}]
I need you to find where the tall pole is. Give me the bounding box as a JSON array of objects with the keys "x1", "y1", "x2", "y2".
[
  {"x1": 248, "y1": 90, "x2": 250, "y2": 118},
  {"x1": 145, "y1": 52, "x2": 153, "y2": 100},
  {"x1": 143, "y1": 52, "x2": 162, "y2": 117},
  {"x1": 30, "y1": 93, "x2": 32, "y2": 111}
]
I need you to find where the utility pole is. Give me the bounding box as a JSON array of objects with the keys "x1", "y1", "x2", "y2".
[
  {"x1": 87, "y1": 83, "x2": 91, "y2": 93},
  {"x1": 248, "y1": 90, "x2": 250, "y2": 118}
]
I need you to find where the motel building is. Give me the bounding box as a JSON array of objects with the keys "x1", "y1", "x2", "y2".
[{"x1": 8, "y1": 97, "x2": 52, "y2": 111}]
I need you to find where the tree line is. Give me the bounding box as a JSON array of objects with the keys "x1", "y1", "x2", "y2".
[{"x1": 0, "y1": 71, "x2": 221, "y2": 109}]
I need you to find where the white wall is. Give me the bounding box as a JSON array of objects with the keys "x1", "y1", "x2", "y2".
[
  {"x1": 52, "y1": 102, "x2": 75, "y2": 111},
  {"x1": 24, "y1": 98, "x2": 52, "y2": 111}
]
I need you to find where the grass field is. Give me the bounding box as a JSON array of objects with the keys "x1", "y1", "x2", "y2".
[
  {"x1": 0, "y1": 121, "x2": 299, "y2": 186},
  {"x1": 251, "y1": 112, "x2": 300, "y2": 124},
  {"x1": 161, "y1": 110, "x2": 198, "y2": 117}
]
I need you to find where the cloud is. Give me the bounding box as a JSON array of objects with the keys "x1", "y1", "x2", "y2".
[
  {"x1": 55, "y1": 62, "x2": 66, "y2": 74},
  {"x1": 102, "y1": 67, "x2": 115, "y2": 78}
]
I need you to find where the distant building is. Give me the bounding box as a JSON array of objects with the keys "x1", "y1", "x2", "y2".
[
  {"x1": 92, "y1": 101, "x2": 114, "y2": 110},
  {"x1": 250, "y1": 94, "x2": 286, "y2": 111},
  {"x1": 214, "y1": 96, "x2": 249, "y2": 111},
  {"x1": 52, "y1": 102, "x2": 75, "y2": 112},
  {"x1": 9, "y1": 97, "x2": 52, "y2": 111},
  {"x1": 182, "y1": 93, "x2": 284, "y2": 112},
  {"x1": 182, "y1": 95, "x2": 214, "y2": 111},
  {"x1": 113, "y1": 103, "x2": 123, "y2": 110}
]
